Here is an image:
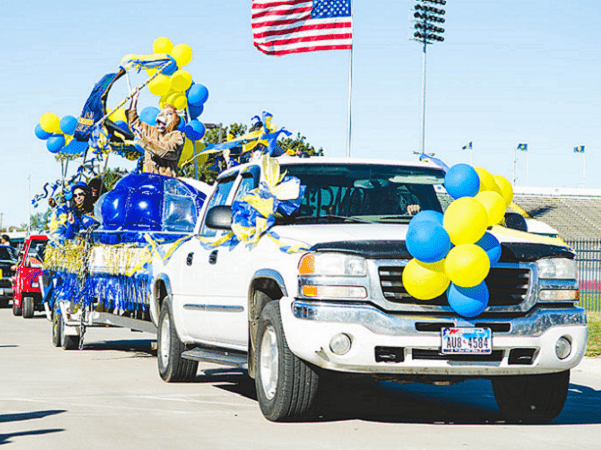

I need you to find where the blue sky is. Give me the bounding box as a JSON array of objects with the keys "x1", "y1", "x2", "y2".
[{"x1": 1, "y1": 0, "x2": 599, "y2": 227}]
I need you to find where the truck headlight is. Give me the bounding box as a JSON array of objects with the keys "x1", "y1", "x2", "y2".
[
  {"x1": 298, "y1": 252, "x2": 368, "y2": 300},
  {"x1": 537, "y1": 258, "x2": 577, "y2": 280},
  {"x1": 299, "y1": 253, "x2": 367, "y2": 277}
]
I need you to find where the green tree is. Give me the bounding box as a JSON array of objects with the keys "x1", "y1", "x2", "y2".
[
  {"x1": 30, "y1": 212, "x2": 48, "y2": 231},
  {"x1": 180, "y1": 123, "x2": 324, "y2": 183}
]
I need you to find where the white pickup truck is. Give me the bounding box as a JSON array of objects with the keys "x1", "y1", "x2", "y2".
[{"x1": 149, "y1": 157, "x2": 587, "y2": 423}]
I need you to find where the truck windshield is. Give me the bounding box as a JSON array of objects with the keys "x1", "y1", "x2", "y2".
[{"x1": 280, "y1": 163, "x2": 445, "y2": 224}]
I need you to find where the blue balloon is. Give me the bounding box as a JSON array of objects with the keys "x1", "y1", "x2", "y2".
[
  {"x1": 187, "y1": 83, "x2": 209, "y2": 106},
  {"x1": 408, "y1": 210, "x2": 444, "y2": 231},
  {"x1": 178, "y1": 116, "x2": 187, "y2": 132},
  {"x1": 46, "y1": 135, "x2": 65, "y2": 153},
  {"x1": 444, "y1": 164, "x2": 480, "y2": 199},
  {"x1": 184, "y1": 120, "x2": 205, "y2": 141},
  {"x1": 60, "y1": 115, "x2": 78, "y2": 135},
  {"x1": 35, "y1": 123, "x2": 52, "y2": 140},
  {"x1": 406, "y1": 221, "x2": 451, "y2": 263},
  {"x1": 140, "y1": 107, "x2": 160, "y2": 126},
  {"x1": 188, "y1": 103, "x2": 204, "y2": 119},
  {"x1": 125, "y1": 189, "x2": 163, "y2": 230},
  {"x1": 447, "y1": 282, "x2": 489, "y2": 317},
  {"x1": 162, "y1": 56, "x2": 178, "y2": 76},
  {"x1": 476, "y1": 232, "x2": 502, "y2": 266}
]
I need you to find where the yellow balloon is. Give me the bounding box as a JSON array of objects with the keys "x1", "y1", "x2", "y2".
[
  {"x1": 474, "y1": 167, "x2": 499, "y2": 193},
  {"x1": 171, "y1": 43, "x2": 193, "y2": 67},
  {"x1": 443, "y1": 197, "x2": 489, "y2": 245},
  {"x1": 475, "y1": 191, "x2": 506, "y2": 226},
  {"x1": 402, "y1": 259, "x2": 450, "y2": 300},
  {"x1": 164, "y1": 91, "x2": 187, "y2": 110},
  {"x1": 148, "y1": 74, "x2": 172, "y2": 97},
  {"x1": 107, "y1": 108, "x2": 127, "y2": 123},
  {"x1": 493, "y1": 174, "x2": 514, "y2": 207},
  {"x1": 40, "y1": 112, "x2": 61, "y2": 133},
  {"x1": 170, "y1": 70, "x2": 193, "y2": 92},
  {"x1": 153, "y1": 36, "x2": 173, "y2": 54},
  {"x1": 445, "y1": 244, "x2": 490, "y2": 287}
]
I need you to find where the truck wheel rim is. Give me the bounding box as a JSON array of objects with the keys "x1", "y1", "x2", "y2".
[
  {"x1": 160, "y1": 316, "x2": 171, "y2": 368},
  {"x1": 260, "y1": 325, "x2": 278, "y2": 400}
]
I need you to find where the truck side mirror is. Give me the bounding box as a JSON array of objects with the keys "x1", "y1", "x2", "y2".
[
  {"x1": 205, "y1": 205, "x2": 233, "y2": 230},
  {"x1": 504, "y1": 212, "x2": 528, "y2": 232}
]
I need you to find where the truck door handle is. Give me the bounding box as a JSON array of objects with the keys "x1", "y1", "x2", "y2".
[
  {"x1": 209, "y1": 250, "x2": 218, "y2": 265},
  {"x1": 186, "y1": 252, "x2": 194, "y2": 266}
]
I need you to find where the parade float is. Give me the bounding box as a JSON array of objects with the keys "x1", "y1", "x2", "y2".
[{"x1": 31, "y1": 37, "x2": 291, "y2": 349}]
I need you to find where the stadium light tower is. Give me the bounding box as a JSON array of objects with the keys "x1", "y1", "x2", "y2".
[{"x1": 411, "y1": 0, "x2": 446, "y2": 155}]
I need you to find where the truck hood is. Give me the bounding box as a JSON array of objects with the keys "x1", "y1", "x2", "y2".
[{"x1": 271, "y1": 223, "x2": 574, "y2": 262}]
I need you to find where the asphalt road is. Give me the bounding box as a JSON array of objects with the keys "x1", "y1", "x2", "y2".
[{"x1": 1, "y1": 307, "x2": 600, "y2": 450}]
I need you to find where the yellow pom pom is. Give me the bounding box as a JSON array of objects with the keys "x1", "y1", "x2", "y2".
[
  {"x1": 402, "y1": 259, "x2": 450, "y2": 300},
  {"x1": 443, "y1": 197, "x2": 489, "y2": 245},
  {"x1": 445, "y1": 244, "x2": 490, "y2": 288}
]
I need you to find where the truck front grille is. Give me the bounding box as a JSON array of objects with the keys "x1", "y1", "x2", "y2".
[{"x1": 379, "y1": 266, "x2": 531, "y2": 307}]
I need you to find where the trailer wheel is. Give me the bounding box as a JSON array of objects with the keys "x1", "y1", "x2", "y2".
[
  {"x1": 255, "y1": 302, "x2": 320, "y2": 422},
  {"x1": 157, "y1": 296, "x2": 198, "y2": 382},
  {"x1": 492, "y1": 370, "x2": 570, "y2": 423},
  {"x1": 12, "y1": 299, "x2": 22, "y2": 316},
  {"x1": 23, "y1": 297, "x2": 34, "y2": 319},
  {"x1": 52, "y1": 305, "x2": 62, "y2": 347},
  {"x1": 60, "y1": 317, "x2": 80, "y2": 350}
]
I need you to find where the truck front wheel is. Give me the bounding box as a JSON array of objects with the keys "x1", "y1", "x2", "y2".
[
  {"x1": 255, "y1": 302, "x2": 320, "y2": 422},
  {"x1": 157, "y1": 297, "x2": 198, "y2": 382},
  {"x1": 492, "y1": 370, "x2": 570, "y2": 423},
  {"x1": 12, "y1": 299, "x2": 22, "y2": 316},
  {"x1": 23, "y1": 297, "x2": 34, "y2": 319}
]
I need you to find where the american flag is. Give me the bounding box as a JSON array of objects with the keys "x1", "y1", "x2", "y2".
[{"x1": 252, "y1": 0, "x2": 353, "y2": 56}]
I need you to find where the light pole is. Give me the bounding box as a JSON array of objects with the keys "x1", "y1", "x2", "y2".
[{"x1": 411, "y1": 0, "x2": 446, "y2": 155}]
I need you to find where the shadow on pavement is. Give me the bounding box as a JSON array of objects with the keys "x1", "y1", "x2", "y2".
[
  {"x1": 200, "y1": 370, "x2": 601, "y2": 425},
  {"x1": 82, "y1": 339, "x2": 156, "y2": 358},
  {"x1": 0, "y1": 410, "x2": 66, "y2": 445}
]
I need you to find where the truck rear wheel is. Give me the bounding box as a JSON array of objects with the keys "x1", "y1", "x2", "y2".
[
  {"x1": 157, "y1": 297, "x2": 198, "y2": 382},
  {"x1": 255, "y1": 302, "x2": 320, "y2": 422},
  {"x1": 23, "y1": 297, "x2": 34, "y2": 319},
  {"x1": 12, "y1": 299, "x2": 22, "y2": 316},
  {"x1": 492, "y1": 370, "x2": 570, "y2": 423}
]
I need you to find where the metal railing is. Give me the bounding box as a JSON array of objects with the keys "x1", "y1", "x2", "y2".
[{"x1": 566, "y1": 239, "x2": 601, "y2": 312}]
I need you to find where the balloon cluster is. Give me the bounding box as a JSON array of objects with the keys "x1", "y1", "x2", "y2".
[
  {"x1": 120, "y1": 37, "x2": 211, "y2": 166},
  {"x1": 35, "y1": 112, "x2": 78, "y2": 153},
  {"x1": 403, "y1": 164, "x2": 514, "y2": 317}
]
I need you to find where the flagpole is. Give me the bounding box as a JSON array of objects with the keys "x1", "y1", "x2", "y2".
[{"x1": 346, "y1": 10, "x2": 354, "y2": 159}]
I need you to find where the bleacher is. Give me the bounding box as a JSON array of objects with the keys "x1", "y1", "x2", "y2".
[{"x1": 512, "y1": 187, "x2": 601, "y2": 240}]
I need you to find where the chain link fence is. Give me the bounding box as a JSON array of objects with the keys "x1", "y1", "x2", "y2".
[{"x1": 566, "y1": 239, "x2": 601, "y2": 312}]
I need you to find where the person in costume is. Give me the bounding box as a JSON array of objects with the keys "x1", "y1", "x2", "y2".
[
  {"x1": 66, "y1": 182, "x2": 98, "y2": 236},
  {"x1": 126, "y1": 89, "x2": 184, "y2": 177}
]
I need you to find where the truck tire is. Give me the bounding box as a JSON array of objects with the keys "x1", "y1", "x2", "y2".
[
  {"x1": 492, "y1": 370, "x2": 570, "y2": 423},
  {"x1": 157, "y1": 297, "x2": 198, "y2": 382},
  {"x1": 13, "y1": 299, "x2": 22, "y2": 316},
  {"x1": 60, "y1": 318, "x2": 80, "y2": 350},
  {"x1": 23, "y1": 297, "x2": 34, "y2": 319},
  {"x1": 52, "y1": 305, "x2": 62, "y2": 347},
  {"x1": 255, "y1": 302, "x2": 320, "y2": 422}
]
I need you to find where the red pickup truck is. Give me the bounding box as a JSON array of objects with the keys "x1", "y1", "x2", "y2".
[{"x1": 12, "y1": 234, "x2": 48, "y2": 318}]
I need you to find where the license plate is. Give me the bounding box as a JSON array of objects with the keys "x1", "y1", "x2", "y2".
[{"x1": 441, "y1": 328, "x2": 492, "y2": 354}]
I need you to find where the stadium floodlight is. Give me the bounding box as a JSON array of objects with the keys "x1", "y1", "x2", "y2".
[{"x1": 411, "y1": 0, "x2": 447, "y2": 155}]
